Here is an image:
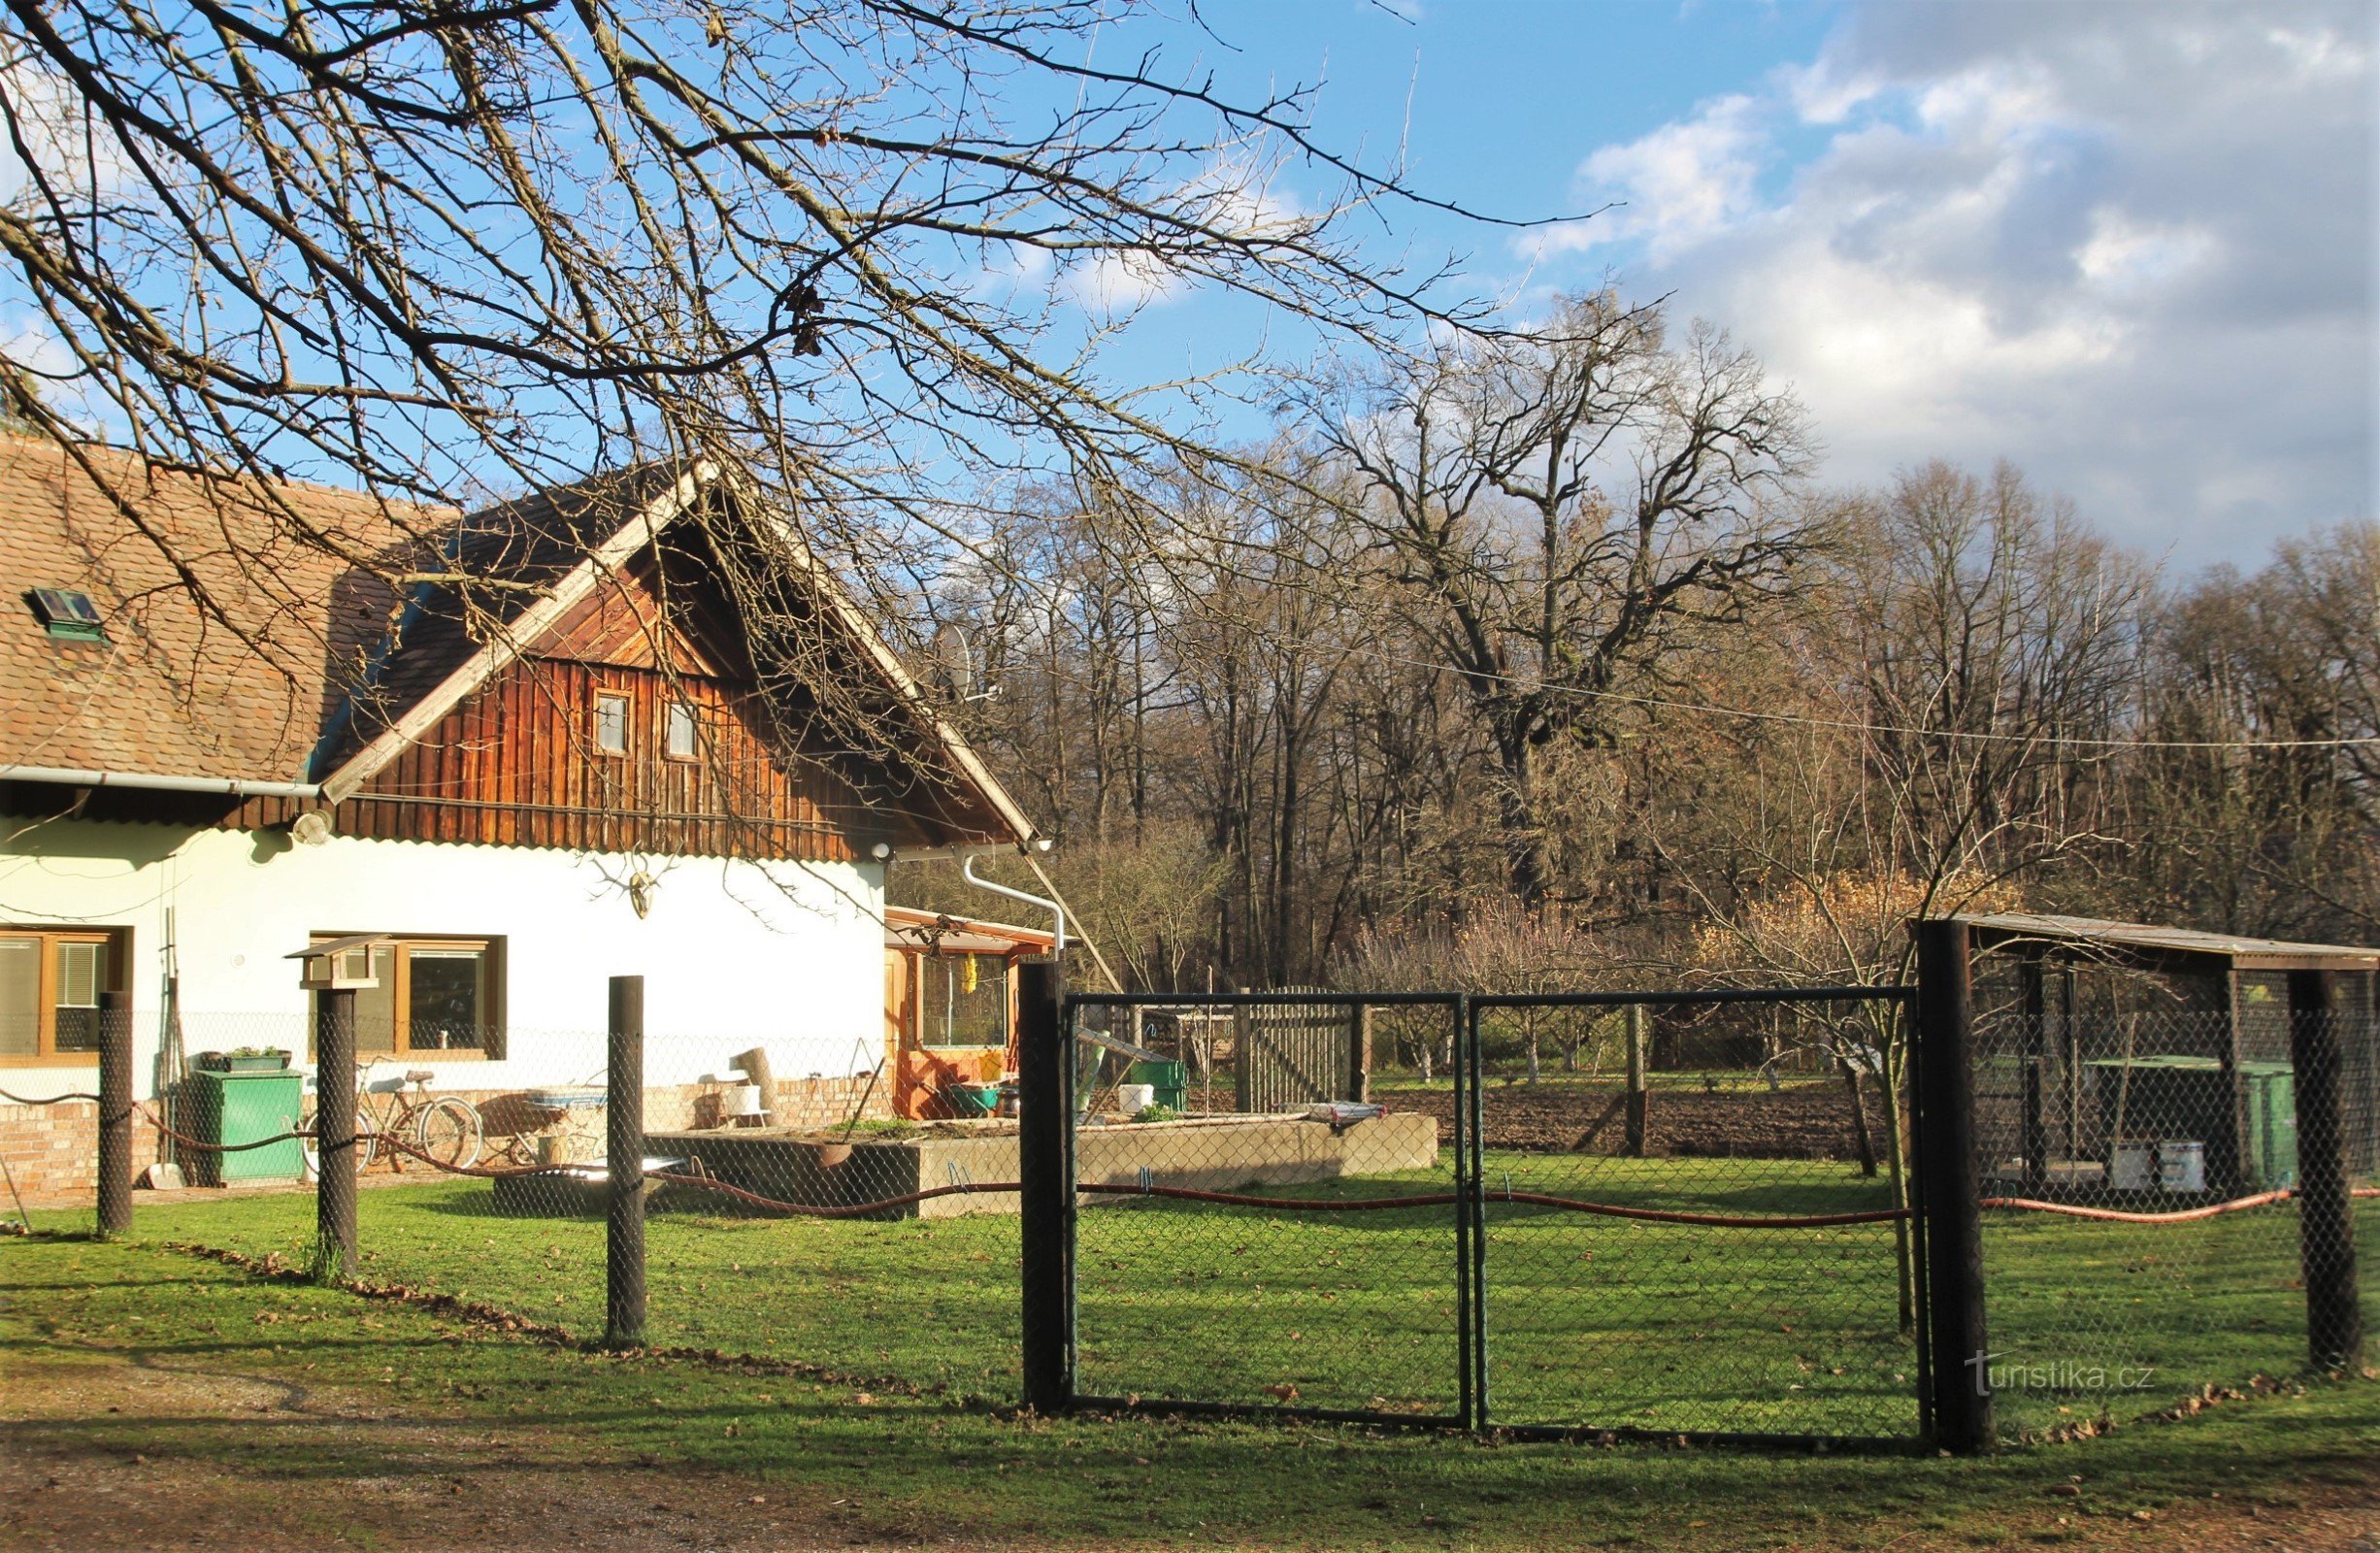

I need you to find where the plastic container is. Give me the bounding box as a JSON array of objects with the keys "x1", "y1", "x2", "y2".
[
  {"x1": 941, "y1": 1081, "x2": 999, "y2": 1117},
  {"x1": 2158, "y1": 1140, "x2": 2206, "y2": 1193},
  {"x1": 1125, "y1": 1060, "x2": 1187, "y2": 1111},
  {"x1": 1115, "y1": 1083, "x2": 1156, "y2": 1114},
  {"x1": 2109, "y1": 1140, "x2": 2158, "y2": 1191}
]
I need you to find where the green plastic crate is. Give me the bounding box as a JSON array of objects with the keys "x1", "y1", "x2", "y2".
[{"x1": 1126, "y1": 1059, "x2": 1187, "y2": 1112}]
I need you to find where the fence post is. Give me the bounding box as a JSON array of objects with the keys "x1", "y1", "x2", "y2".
[
  {"x1": 1914, "y1": 918, "x2": 1992, "y2": 1453},
  {"x1": 314, "y1": 987, "x2": 357, "y2": 1282},
  {"x1": 606, "y1": 975, "x2": 646, "y2": 1349},
  {"x1": 1623, "y1": 1004, "x2": 1649, "y2": 1158},
  {"x1": 1017, "y1": 959, "x2": 1072, "y2": 1413},
  {"x1": 96, "y1": 990, "x2": 133, "y2": 1239},
  {"x1": 1351, "y1": 1004, "x2": 1372, "y2": 1104},
  {"x1": 2287, "y1": 970, "x2": 2363, "y2": 1372}
]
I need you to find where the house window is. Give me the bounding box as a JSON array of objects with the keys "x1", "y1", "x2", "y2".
[
  {"x1": 920, "y1": 953, "x2": 1008, "y2": 1049},
  {"x1": 0, "y1": 928, "x2": 123, "y2": 1062},
  {"x1": 594, "y1": 691, "x2": 631, "y2": 756},
  {"x1": 309, "y1": 936, "x2": 503, "y2": 1058},
  {"x1": 665, "y1": 700, "x2": 699, "y2": 761}
]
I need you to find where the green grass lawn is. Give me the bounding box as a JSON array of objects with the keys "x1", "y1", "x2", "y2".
[
  {"x1": 56, "y1": 1150, "x2": 2374, "y2": 1448},
  {"x1": 4, "y1": 1233, "x2": 2376, "y2": 1551}
]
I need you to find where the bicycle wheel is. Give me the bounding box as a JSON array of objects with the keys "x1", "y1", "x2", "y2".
[
  {"x1": 414, "y1": 1096, "x2": 483, "y2": 1172},
  {"x1": 299, "y1": 1101, "x2": 379, "y2": 1176}
]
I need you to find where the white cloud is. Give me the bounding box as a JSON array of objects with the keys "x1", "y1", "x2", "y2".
[
  {"x1": 1541, "y1": 94, "x2": 1766, "y2": 261},
  {"x1": 1526, "y1": 1, "x2": 2377, "y2": 565}
]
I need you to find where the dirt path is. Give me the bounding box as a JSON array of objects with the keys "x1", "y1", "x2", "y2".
[
  {"x1": 0, "y1": 1347, "x2": 971, "y2": 1552},
  {"x1": 7, "y1": 1338, "x2": 2377, "y2": 1553}
]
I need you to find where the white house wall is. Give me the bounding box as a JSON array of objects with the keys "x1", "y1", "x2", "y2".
[{"x1": 0, "y1": 817, "x2": 887, "y2": 1100}]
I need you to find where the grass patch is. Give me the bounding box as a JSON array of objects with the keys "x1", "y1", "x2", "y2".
[
  {"x1": 3, "y1": 1234, "x2": 2375, "y2": 1550},
  {"x1": 55, "y1": 1152, "x2": 2379, "y2": 1442}
]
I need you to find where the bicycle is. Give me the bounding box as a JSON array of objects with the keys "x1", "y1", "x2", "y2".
[{"x1": 302, "y1": 1062, "x2": 483, "y2": 1176}]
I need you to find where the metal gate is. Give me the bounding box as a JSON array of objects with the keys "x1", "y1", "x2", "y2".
[{"x1": 1032, "y1": 976, "x2": 1943, "y2": 1444}]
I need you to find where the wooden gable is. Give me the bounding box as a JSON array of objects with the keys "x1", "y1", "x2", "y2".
[{"x1": 334, "y1": 546, "x2": 924, "y2": 862}]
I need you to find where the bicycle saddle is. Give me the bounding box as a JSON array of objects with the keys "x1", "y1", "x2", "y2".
[{"x1": 404, "y1": 1069, "x2": 436, "y2": 1085}]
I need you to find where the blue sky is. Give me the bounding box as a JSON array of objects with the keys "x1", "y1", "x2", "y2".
[{"x1": 1090, "y1": 0, "x2": 2378, "y2": 571}]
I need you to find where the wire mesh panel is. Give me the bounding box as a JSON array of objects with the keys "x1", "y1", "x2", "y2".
[
  {"x1": 1967, "y1": 995, "x2": 2365, "y2": 1438},
  {"x1": 1069, "y1": 995, "x2": 1465, "y2": 1421},
  {"x1": 1467, "y1": 993, "x2": 1920, "y2": 1439}
]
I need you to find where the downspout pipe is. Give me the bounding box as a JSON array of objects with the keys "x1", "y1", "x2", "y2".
[
  {"x1": 0, "y1": 765, "x2": 324, "y2": 801},
  {"x1": 961, "y1": 851, "x2": 1066, "y2": 956}
]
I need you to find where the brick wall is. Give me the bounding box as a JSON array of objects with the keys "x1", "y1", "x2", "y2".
[{"x1": 1, "y1": 1098, "x2": 161, "y2": 1208}]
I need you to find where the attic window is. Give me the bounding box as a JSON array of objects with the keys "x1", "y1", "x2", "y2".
[
  {"x1": 28, "y1": 588, "x2": 104, "y2": 641},
  {"x1": 594, "y1": 690, "x2": 630, "y2": 756}
]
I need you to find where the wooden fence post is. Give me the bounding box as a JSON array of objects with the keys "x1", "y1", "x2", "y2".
[
  {"x1": 314, "y1": 987, "x2": 357, "y2": 1281},
  {"x1": 2288, "y1": 970, "x2": 2363, "y2": 1372},
  {"x1": 96, "y1": 990, "x2": 133, "y2": 1239},
  {"x1": 1623, "y1": 1005, "x2": 1649, "y2": 1158},
  {"x1": 1017, "y1": 960, "x2": 1072, "y2": 1413},
  {"x1": 606, "y1": 975, "x2": 646, "y2": 1348},
  {"x1": 1352, "y1": 1004, "x2": 1372, "y2": 1104},
  {"x1": 1914, "y1": 918, "x2": 1992, "y2": 1453}
]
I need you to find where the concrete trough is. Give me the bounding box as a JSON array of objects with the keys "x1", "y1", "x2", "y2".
[{"x1": 643, "y1": 1111, "x2": 1442, "y2": 1220}]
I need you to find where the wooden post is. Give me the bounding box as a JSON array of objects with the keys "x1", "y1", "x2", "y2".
[
  {"x1": 2287, "y1": 970, "x2": 2363, "y2": 1372},
  {"x1": 95, "y1": 990, "x2": 133, "y2": 1239},
  {"x1": 606, "y1": 975, "x2": 646, "y2": 1348},
  {"x1": 2214, "y1": 970, "x2": 2251, "y2": 1195},
  {"x1": 2019, "y1": 952, "x2": 2048, "y2": 1186},
  {"x1": 1017, "y1": 960, "x2": 1072, "y2": 1413},
  {"x1": 1914, "y1": 918, "x2": 1992, "y2": 1453},
  {"x1": 1232, "y1": 989, "x2": 1252, "y2": 1114},
  {"x1": 1623, "y1": 1005, "x2": 1649, "y2": 1158},
  {"x1": 1351, "y1": 1004, "x2": 1372, "y2": 1104},
  {"x1": 314, "y1": 988, "x2": 357, "y2": 1282}
]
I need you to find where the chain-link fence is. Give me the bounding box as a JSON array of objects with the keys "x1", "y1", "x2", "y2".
[
  {"x1": 1061, "y1": 986, "x2": 1920, "y2": 1441},
  {"x1": 1968, "y1": 998, "x2": 2380, "y2": 1437},
  {"x1": 1467, "y1": 992, "x2": 1917, "y2": 1441},
  {"x1": 30, "y1": 942, "x2": 2374, "y2": 1454},
  {"x1": 1068, "y1": 995, "x2": 1464, "y2": 1422}
]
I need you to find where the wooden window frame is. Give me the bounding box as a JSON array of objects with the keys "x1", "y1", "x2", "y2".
[
  {"x1": 0, "y1": 926, "x2": 128, "y2": 1066},
  {"x1": 592, "y1": 688, "x2": 632, "y2": 758},
  {"x1": 663, "y1": 699, "x2": 700, "y2": 763},
  {"x1": 307, "y1": 934, "x2": 507, "y2": 1060}
]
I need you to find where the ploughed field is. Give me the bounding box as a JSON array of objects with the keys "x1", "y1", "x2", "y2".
[{"x1": 1374, "y1": 1074, "x2": 1874, "y2": 1161}]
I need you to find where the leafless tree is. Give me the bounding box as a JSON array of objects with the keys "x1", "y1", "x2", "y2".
[{"x1": 1299, "y1": 291, "x2": 1815, "y2": 909}]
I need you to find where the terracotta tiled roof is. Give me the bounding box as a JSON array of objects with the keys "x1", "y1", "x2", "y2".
[
  {"x1": 0, "y1": 439, "x2": 1037, "y2": 847},
  {"x1": 0, "y1": 436, "x2": 443, "y2": 782}
]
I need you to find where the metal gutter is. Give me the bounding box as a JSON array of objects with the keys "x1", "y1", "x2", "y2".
[{"x1": 0, "y1": 765, "x2": 323, "y2": 801}]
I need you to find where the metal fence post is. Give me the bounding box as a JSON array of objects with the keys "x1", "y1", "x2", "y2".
[
  {"x1": 1914, "y1": 918, "x2": 1992, "y2": 1453},
  {"x1": 606, "y1": 975, "x2": 646, "y2": 1348},
  {"x1": 1017, "y1": 959, "x2": 1072, "y2": 1413},
  {"x1": 96, "y1": 990, "x2": 133, "y2": 1239},
  {"x1": 1450, "y1": 994, "x2": 1474, "y2": 1431},
  {"x1": 1623, "y1": 1004, "x2": 1649, "y2": 1158},
  {"x1": 2287, "y1": 970, "x2": 2363, "y2": 1372},
  {"x1": 314, "y1": 987, "x2": 357, "y2": 1281}
]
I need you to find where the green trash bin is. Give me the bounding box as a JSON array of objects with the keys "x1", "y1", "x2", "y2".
[
  {"x1": 183, "y1": 1069, "x2": 306, "y2": 1185},
  {"x1": 1126, "y1": 1060, "x2": 1187, "y2": 1112}
]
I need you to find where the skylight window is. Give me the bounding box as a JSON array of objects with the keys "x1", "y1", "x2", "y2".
[{"x1": 27, "y1": 587, "x2": 104, "y2": 641}]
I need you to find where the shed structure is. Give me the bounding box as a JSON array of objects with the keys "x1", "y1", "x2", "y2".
[{"x1": 1956, "y1": 913, "x2": 2378, "y2": 1195}]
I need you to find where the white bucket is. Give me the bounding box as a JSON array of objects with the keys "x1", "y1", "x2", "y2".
[
  {"x1": 2110, "y1": 1140, "x2": 2158, "y2": 1191},
  {"x1": 1116, "y1": 1083, "x2": 1156, "y2": 1113},
  {"x1": 2159, "y1": 1140, "x2": 2206, "y2": 1193}
]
